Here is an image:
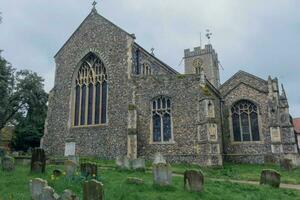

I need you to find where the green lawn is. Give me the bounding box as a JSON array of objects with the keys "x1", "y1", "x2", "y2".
[
  {"x1": 81, "y1": 158, "x2": 300, "y2": 184},
  {"x1": 1, "y1": 164, "x2": 300, "y2": 200}
]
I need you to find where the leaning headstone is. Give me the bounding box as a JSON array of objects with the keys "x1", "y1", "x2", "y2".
[
  {"x1": 40, "y1": 186, "x2": 60, "y2": 200},
  {"x1": 81, "y1": 163, "x2": 98, "y2": 178},
  {"x1": 60, "y1": 189, "x2": 79, "y2": 200},
  {"x1": 126, "y1": 177, "x2": 144, "y2": 185},
  {"x1": 29, "y1": 178, "x2": 48, "y2": 200},
  {"x1": 153, "y1": 163, "x2": 172, "y2": 186},
  {"x1": 1, "y1": 155, "x2": 15, "y2": 172},
  {"x1": 53, "y1": 169, "x2": 63, "y2": 177},
  {"x1": 184, "y1": 170, "x2": 204, "y2": 192},
  {"x1": 131, "y1": 158, "x2": 146, "y2": 171},
  {"x1": 115, "y1": 156, "x2": 131, "y2": 170},
  {"x1": 260, "y1": 169, "x2": 281, "y2": 188},
  {"x1": 280, "y1": 158, "x2": 295, "y2": 171},
  {"x1": 83, "y1": 179, "x2": 104, "y2": 200},
  {"x1": 153, "y1": 152, "x2": 166, "y2": 164},
  {"x1": 64, "y1": 160, "x2": 78, "y2": 177},
  {"x1": 31, "y1": 148, "x2": 46, "y2": 173}
]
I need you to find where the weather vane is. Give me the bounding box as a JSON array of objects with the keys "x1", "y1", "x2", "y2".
[{"x1": 206, "y1": 29, "x2": 212, "y2": 44}]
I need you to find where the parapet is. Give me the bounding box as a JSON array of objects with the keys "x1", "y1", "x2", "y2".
[{"x1": 184, "y1": 44, "x2": 216, "y2": 58}]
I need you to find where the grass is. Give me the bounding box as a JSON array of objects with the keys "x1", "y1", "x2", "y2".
[
  {"x1": 80, "y1": 158, "x2": 300, "y2": 184},
  {"x1": 1, "y1": 164, "x2": 300, "y2": 199}
]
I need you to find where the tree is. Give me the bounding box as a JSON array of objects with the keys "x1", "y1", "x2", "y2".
[{"x1": 13, "y1": 70, "x2": 48, "y2": 150}]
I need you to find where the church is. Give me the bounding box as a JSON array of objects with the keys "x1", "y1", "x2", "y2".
[{"x1": 41, "y1": 5, "x2": 299, "y2": 166}]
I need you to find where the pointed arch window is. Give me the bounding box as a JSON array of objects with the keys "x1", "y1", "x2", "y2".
[
  {"x1": 231, "y1": 100, "x2": 260, "y2": 142},
  {"x1": 151, "y1": 96, "x2": 173, "y2": 143},
  {"x1": 73, "y1": 53, "x2": 108, "y2": 126},
  {"x1": 142, "y1": 63, "x2": 151, "y2": 75}
]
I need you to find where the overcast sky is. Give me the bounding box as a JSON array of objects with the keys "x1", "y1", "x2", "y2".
[{"x1": 0, "y1": 0, "x2": 299, "y2": 116}]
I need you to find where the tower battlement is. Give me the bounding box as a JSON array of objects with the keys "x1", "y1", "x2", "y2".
[{"x1": 184, "y1": 44, "x2": 216, "y2": 58}]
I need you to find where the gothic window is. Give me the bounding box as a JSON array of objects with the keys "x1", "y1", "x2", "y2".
[
  {"x1": 73, "y1": 53, "x2": 108, "y2": 126},
  {"x1": 151, "y1": 96, "x2": 173, "y2": 143},
  {"x1": 142, "y1": 63, "x2": 151, "y2": 75},
  {"x1": 135, "y1": 49, "x2": 140, "y2": 75},
  {"x1": 195, "y1": 67, "x2": 201, "y2": 75},
  {"x1": 231, "y1": 100, "x2": 260, "y2": 142}
]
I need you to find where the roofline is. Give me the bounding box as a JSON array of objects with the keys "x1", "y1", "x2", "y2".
[
  {"x1": 220, "y1": 70, "x2": 268, "y2": 90},
  {"x1": 133, "y1": 43, "x2": 179, "y2": 75},
  {"x1": 205, "y1": 78, "x2": 222, "y2": 98},
  {"x1": 222, "y1": 82, "x2": 268, "y2": 98},
  {"x1": 54, "y1": 9, "x2": 134, "y2": 58}
]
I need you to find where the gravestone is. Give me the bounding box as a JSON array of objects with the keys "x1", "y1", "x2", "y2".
[
  {"x1": 29, "y1": 178, "x2": 48, "y2": 200},
  {"x1": 40, "y1": 186, "x2": 60, "y2": 200},
  {"x1": 31, "y1": 148, "x2": 46, "y2": 173},
  {"x1": 83, "y1": 179, "x2": 104, "y2": 200},
  {"x1": 1, "y1": 155, "x2": 15, "y2": 171},
  {"x1": 0, "y1": 148, "x2": 5, "y2": 157},
  {"x1": 184, "y1": 170, "x2": 204, "y2": 192},
  {"x1": 153, "y1": 152, "x2": 166, "y2": 164},
  {"x1": 153, "y1": 163, "x2": 172, "y2": 186},
  {"x1": 131, "y1": 158, "x2": 146, "y2": 171},
  {"x1": 53, "y1": 169, "x2": 63, "y2": 177},
  {"x1": 81, "y1": 163, "x2": 98, "y2": 178},
  {"x1": 64, "y1": 142, "x2": 76, "y2": 157},
  {"x1": 126, "y1": 177, "x2": 144, "y2": 185},
  {"x1": 116, "y1": 156, "x2": 130, "y2": 170},
  {"x1": 280, "y1": 158, "x2": 295, "y2": 171},
  {"x1": 64, "y1": 160, "x2": 78, "y2": 177},
  {"x1": 60, "y1": 189, "x2": 79, "y2": 200},
  {"x1": 260, "y1": 169, "x2": 281, "y2": 188}
]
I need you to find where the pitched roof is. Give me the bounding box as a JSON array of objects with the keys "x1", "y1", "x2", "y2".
[{"x1": 293, "y1": 118, "x2": 300, "y2": 133}]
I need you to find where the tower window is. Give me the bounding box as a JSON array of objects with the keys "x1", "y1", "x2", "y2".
[
  {"x1": 231, "y1": 100, "x2": 260, "y2": 142},
  {"x1": 73, "y1": 53, "x2": 108, "y2": 127}
]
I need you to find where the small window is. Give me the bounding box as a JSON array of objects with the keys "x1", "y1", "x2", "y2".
[
  {"x1": 231, "y1": 100, "x2": 260, "y2": 142},
  {"x1": 142, "y1": 63, "x2": 151, "y2": 75},
  {"x1": 151, "y1": 96, "x2": 173, "y2": 143}
]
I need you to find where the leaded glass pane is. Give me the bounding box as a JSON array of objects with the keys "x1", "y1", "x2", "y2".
[
  {"x1": 241, "y1": 112, "x2": 250, "y2": 141},
  {"x1": 153, "y1": 113, "x2": 161, "y2": 142},
  {"x1": 80, "y1": 85, "x2": 86, "y2": 125},
  {"x1": 101, "y1": 81, "x2": 107, "y2": 124},
  {"x1": 74, "y1": 85, "x2": 80, "y2": 126},
  {"x1": 94, "y1": 82, "x2": 101, "y2": 124},
  {"x1": 163, "y1": 113, "x2": 171, "y2": 142},
  {"x1": 250, "y1": 112, "x2": 260, "y2": 141},
  {"x1": 167, "y1": 99, "x2": 171, "y2": 108},
  {"x1": 232, "y1": 113, "x2": 241, "y2": 141},
  {"x1": 87, "y1": 83, "x2": 94, "y2": 125}
]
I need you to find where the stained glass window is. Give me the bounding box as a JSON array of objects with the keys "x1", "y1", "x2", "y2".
[
  {"x1": 152, "y1": 96, "x2": 173, "y2": 143},
  {"x1": 73, "y1": 53, "x2": 108, "y2": 126},
  {"x1": 231, "y1": 100, "x2": 260, "y2": 142}
]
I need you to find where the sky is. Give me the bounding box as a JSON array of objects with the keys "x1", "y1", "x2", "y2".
[{"x1": 0, "y1": 0, "x2": 299, "y2": 117}]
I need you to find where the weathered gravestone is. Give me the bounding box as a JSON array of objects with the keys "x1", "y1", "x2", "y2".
[
  {"x1": 153, "y1": 163, "x2": 172, "y2": 186},
  {"x1": 116, "y1": 156, "x2": 130, "y2": 170},
  {"x1": 260, "y1": 169, "x2": 281, "y2": 188},
  {"x1": 153, "y1": 152, "x2": 166, "y2": 165},
  {"x1": 81, "y1": 163, "x2": 98, "y2": 178},
  {"x1": 60, "y1": 189, "x2": 79, "y2": 200},
  {"x1": 131, "y1": 158, "x2": 146, "y2": 171},
  {"x1": 126, "y1": 177, "x2": 144, "y2": 185},
  {"x1": 83, "y1": 179, "x2": 104, "y2": 200},
  {"x1": 40, "y1": 186, "x2": 60, "y2": 200},
  {"x1": 184, "y1": 170, "x2": 204, "y2": 192},
  {"x1": 64, "y1": 160, "x2": 78, "y2": 177},
  {"x1": 1, "y1": 155, "x2": 15, "y2": 171},
  {"x1": 280, "y1": 158, "x2": 295, "y2": 171},
  {"x1": 0, "y1": 148, "x2": 5, "y2": 157},
  {"x1": 29, "y1": 178, "x2": 48, "y2": 200},
  {"x1": 31, "y1": 148, "x2": 46, "y2": 173}
]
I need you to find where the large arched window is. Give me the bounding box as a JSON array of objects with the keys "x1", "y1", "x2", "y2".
[
  {"x1": 231, "y1": 100, "x2": 260, "y2": 142},
  {"x1": 73, "y1": 53, "x2": 108, "y2": 126},
  {"x1": 152, "y1": 96, "x2": 173, "y2": 143}
]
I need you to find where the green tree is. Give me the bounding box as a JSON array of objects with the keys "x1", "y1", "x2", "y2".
[{"x1": 13, "y1": 70, "x2": 48, "y2": 150}]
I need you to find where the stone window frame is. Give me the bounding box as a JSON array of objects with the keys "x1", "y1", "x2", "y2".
[
  {"x1": 141, "y1": 61, "x2": 152, "y2": 76},
  {"x1": 70, "y1": 52, "x2": 109, "y2": 128},
  {"x1": 149, "y1": 96, "x2": 174, "y2": 144},
  {"x1": 206, "y1": 99, "x2": 215, "y2": 118},
  {"x1": 228, "y1": 99, "x2": 264, "y2": 144}
]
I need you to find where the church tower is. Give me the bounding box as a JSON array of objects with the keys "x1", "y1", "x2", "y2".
[{"x1": 184, "y1": 44, "x2": 220, "y2": 88}]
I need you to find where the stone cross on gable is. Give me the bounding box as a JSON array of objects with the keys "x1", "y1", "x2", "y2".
[{"x1": 92, "y1": 1, "x2": 97, "y2": 8}]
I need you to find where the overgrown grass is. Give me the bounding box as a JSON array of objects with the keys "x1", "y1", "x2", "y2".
[{"x1": 1, "y1": 164, "x2": 300, "y2": 199}]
